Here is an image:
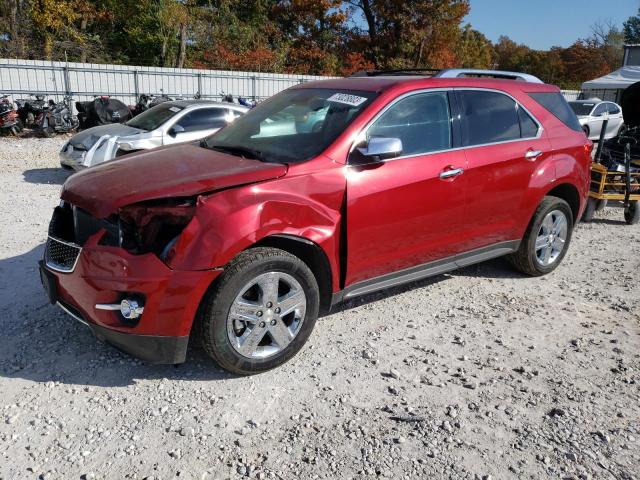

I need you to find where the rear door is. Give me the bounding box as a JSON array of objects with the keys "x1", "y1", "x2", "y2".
[
  {"x1": 345, "y1": 90, "x2": 469, "y2": 285},
  {"x1": 456, "y1": 89, "x2": 551, "y2": 251}
]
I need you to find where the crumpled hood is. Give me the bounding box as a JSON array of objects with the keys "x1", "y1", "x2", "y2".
[
  {"x1": 69, "y1": 124, "x2": 144, "y2": 150},
  {"x1": 621, "y1": 81, "x2": 640, "y2": 128},
  {"x1": 61, "y1": 143, "x2": 288, "y2": 218}
]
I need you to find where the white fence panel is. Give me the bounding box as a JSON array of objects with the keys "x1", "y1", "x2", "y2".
[{"x1": 0, "y1": 59, "x2": 330, "y2": 106}]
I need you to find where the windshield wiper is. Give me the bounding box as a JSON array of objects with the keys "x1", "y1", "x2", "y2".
[{"x1": 207, "y1": 144, "x2": 267, "y2": 162}]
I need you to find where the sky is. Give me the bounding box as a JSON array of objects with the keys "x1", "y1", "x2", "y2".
[{"x1": 466, "y1": 0, "x2": 640, "y2": 50}]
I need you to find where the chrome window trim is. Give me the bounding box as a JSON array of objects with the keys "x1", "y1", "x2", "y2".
[
  {"x1": 45, "y1": 235, "x2": 82, "y2": 273},
  {"x1": 347, "y1": 87, "x2": 544, "y2": 165}
]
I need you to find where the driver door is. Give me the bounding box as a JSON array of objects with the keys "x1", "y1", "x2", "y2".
[{"x1": 345, "y1": 90, "x2": 469, "y2": 286}]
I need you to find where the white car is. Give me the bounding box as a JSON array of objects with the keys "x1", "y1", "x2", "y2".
[
  {"x1": 568, "y1": 100, "x2": 624, "y2": 141},
  {"x1": 60, "y1": 100, "x2": 248, "y2": 170}
]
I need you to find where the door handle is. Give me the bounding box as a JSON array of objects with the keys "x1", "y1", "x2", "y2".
[
  {"x1": 439, "y1": 167, "x2": 464, "y2": 179},
  {"x1": 525, "y1": 150, "x2": 543, "y2": 161}
]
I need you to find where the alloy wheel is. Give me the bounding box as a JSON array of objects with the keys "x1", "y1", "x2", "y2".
[
  {"x1": 534, "y1": 209, "x2": 568, "y2": 267},
  {"x1": 227, "y1": 272, "x2": 306, "y2": 359}
]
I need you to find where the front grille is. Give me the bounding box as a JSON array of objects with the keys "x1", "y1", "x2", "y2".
[{"x1": 45, "y1": 236, "x2": 81, "y2": 273}]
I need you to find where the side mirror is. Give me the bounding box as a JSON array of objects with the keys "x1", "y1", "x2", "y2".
[
  {"x1": 351, "y1": 137, "x2": 403, "y2": 164},
  {"x1": 169, "y1": 124, "x2": 185, "y2": 137}
]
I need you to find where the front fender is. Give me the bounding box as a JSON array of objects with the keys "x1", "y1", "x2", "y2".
[{"x1": 168, "y1": 167, "x2": 346, "y2": 291}]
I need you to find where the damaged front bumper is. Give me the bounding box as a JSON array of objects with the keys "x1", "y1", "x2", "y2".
[
  {"x1": 39, "y1": 233, "x2": 222, "y2": 364},
  {"x1": 59, "y1": 142, "x2": 87, "y2": 170},
  {"x1": 60, "y1": 135, "x2": 123, "y2": 171}
]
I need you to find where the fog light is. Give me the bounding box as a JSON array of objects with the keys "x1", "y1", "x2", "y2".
[
  {"x1": 120, "y1": 299, "x2": 143, "y2": 320},
  {"x1": 95, "y1": 298, "x2": 144, "y2": 320}
]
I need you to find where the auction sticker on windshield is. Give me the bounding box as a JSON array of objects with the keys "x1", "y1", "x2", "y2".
[
  {"x1": 169, "y1": 107, "x2": 182, "y2": 113},
  {"x1": 327, "y1": 93, "x2": 368, "y2": 107}
]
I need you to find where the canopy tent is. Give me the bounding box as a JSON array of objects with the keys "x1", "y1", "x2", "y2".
[{"x1": 581, "y1": 66, "x2": 640, "y2": 102}]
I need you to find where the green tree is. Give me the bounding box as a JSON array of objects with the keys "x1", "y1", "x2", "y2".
[
  {"x1": 347, "y1": 0, "x2": 470, "y2": 69},
  {"x1": 623, "y1": 8, "x2": 640, "y2": 43},
  {"x1": 455, "y1": 24, "x2": 494, "y2": 69}
]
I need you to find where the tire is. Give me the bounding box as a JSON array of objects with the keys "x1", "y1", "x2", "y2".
[
  {"x1": 197, "y1": 247, "x2": 320, "y2": 375},
  {"x1": 624, "y1": 201, "x2": 640, "y2": 225},
  {"x1": 581, "y1": 197, "x2": 597, "y2": 222},
  {"x1": 582, "y1": 125, "x2": 590, "y2": 138},
  {"x1": 595, "y1": 199, "x2": 608, "y2": 211},
  {"x1": 508, "y1": 196, "x2": 574, "y2": 276}
]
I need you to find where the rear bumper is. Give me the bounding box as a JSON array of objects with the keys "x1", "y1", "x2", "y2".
[{"x1": 39, "y1": 237, "x2": 222, "y2": 364}]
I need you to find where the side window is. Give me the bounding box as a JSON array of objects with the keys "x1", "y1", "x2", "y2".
[
  {"x1": 518, "y1": 106, "x2": 539, "y2": 138},
  {"x1": 458, "y1": 90, "x2": 520, "y2": 146},
  {"x1": 175, "y1": 108, "x2": 228, "y2": 132},
  {"x1": 367, "y1": 92, "x2": 452, "y2": 156},
  {"x1": 529, "y1": 92, "x2": 582, "y2": 132},
  {"x1": 607, "y1": 103, "x2": 621, "y2": 115},
  {"x1": 592, "y1": 104, "x2": 607, "y2": 117}
]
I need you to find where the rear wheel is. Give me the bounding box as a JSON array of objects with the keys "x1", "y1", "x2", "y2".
[
  {"x1": 508, "y1": 196, "x2": 574, "y2": 276},
  {"x1": 582, "y1": 125, "x2": 590, "y2": 138},
  {"x1": 197, "y1": 247, "x2": 319, "y2": 375},
  {"x1": 624, "y1": 201, "x2": 639, "y2": 225}
]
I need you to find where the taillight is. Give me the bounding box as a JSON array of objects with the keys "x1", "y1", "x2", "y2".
[{"x1": 585, "y1": 141, "x2": 594, "y2": 156}]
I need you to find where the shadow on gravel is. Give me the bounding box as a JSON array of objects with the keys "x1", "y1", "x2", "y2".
[
  {"x1": 0, "y1": 245, "x2": 234, "y2": 387},
  {"x1": 450, "y1": 257, "x2": 528, "y2": 280},
  {"x1": 332, "y1": 257, "x2": 524, "y2": 314},
  {"x1": 1, "y1": 244, "x2": 524, "y2": 387},
  {"x1": 22, "y1": 167, "x2": 73, "y2": 185}
]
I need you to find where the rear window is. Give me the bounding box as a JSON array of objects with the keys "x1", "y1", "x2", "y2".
[{"x1": 530, "y1": 93, "x2": 582, "y2": 132}]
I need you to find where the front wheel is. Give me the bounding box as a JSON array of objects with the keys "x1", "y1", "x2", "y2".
[
  {"x1": 197, "y1": 247, "x2": 319, "y2": 375},
  {"x1": 508, "y1": 196, "x2": 574, "y2": 276},
  {"x1": 624, "y1": 201, "x2": 639, "y2": 225}
]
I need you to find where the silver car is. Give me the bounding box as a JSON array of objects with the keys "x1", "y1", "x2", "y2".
[
  {"x1": 60, "y1": 100, "x2": 248, "y2": 170},
  {"x1": 568, "y1": 100, "x2": 624, "y2": 141}
]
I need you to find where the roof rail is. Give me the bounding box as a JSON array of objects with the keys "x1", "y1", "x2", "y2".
[
  {"x1": 350, "y1": 68, "x2": 441, "y2": 77},
  {"x1": 434, "y1": 69, "x2": 544, "y2": 83}
]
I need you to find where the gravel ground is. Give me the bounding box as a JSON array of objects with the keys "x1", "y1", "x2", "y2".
[{"x1": 0, "y1": 137, "x2": 638, "y2": 480}]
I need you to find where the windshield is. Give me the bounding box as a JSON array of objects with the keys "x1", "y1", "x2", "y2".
[
  {"x1": 568, "y1": 102, "x2": 595, "y2": 116},
  {"x1": 126, "y1": 103, "x2": 184, "y2": 131},
  {"x1": 202, "y1": 88, "x2": 377, "y2": 163}
]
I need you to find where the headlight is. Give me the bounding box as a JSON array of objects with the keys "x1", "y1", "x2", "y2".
[{"x1": 117, "y1": 198, "x2": 197, "y2": 263}]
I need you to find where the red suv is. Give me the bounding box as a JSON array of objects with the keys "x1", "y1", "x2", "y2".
[{"x1": 40, "y1": 69, "x2": 592, "y2": 374}]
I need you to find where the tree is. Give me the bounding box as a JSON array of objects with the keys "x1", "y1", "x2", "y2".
[
  {"x1": 347, "y1": 0, "x2": 470, "y2": 69},
  {"x1": 455, "y1": 24, "x2": 494, "y2": 69},
  {"x1": 623, "y1": 8, "x2": 640, "y2": 43},
  {"x1": 29, "y1": 0, "x2": 81, "y2": 60},
  {"x1": 590, "y1": 20, "x2": 624, "y2": 69}
]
